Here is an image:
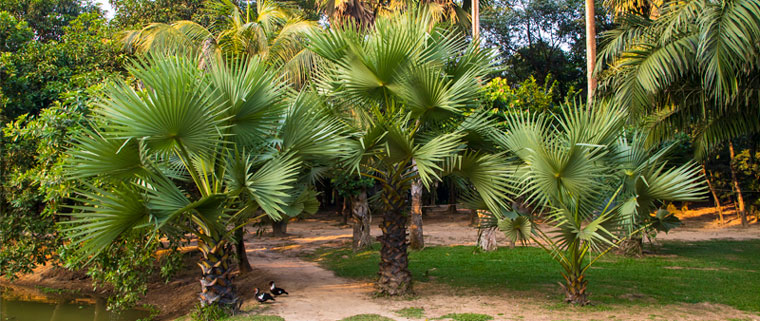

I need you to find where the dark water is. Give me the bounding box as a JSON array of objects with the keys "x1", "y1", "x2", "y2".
[{"x1": 0, "y1": 287, "x2": 149, "y2": 321}]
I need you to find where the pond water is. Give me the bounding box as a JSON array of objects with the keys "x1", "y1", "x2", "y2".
[{"x1": 0, "y1": 286, "x2": 150, "y2": 321}]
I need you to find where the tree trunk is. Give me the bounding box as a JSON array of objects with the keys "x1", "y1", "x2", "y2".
[
  {"x1": 728, "y1": 141, "x2": 748, "y2": 227},
  {"x1": 272, "y1": 219, "x2": 288, "y2": 236},
  {"x1": 561, "y1": 271, "x2": 589, "y2": 305},
  {"x1": 477, "y1": 210, "x2": 497, "y2": 251},
  {"x1": 341, "y1": 197, "x2": 350, "y2": 226},
  {"x1": 377, "y1": 180, "x2": 412, "y2": 296},
  {"x1": 198, "y1": 237, "x2": 238, "y2": 307},
  {"x1": 235, "y1": 228, "x2": 252, "y2": 274},
  {"x1": 702, "y1": 163, "x2": 724, "y2": 224},
  {"x1": 448, "y1": 179, "x2": 457, "y2": 214},
  {"x1": 585, "y1": 0, "x2": 597, "y2": 104},
  {"x1": 617, "y1": 235, "x2": 643, "y2": 257},
  {"x1": 351, "y1": 189, "x2": 372, "y2": 252},
  {"x1": 409, "y1": 179, "x2": 424, "y2": 250}
]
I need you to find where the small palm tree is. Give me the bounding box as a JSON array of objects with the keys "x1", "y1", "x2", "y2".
[
  {"x1": 63, "y1": 54, "x2": 345, "y2": 307},
  {"x1": 120, "y1": 0, "x2": 319, "y2": 86},
  {"x1": 309, "y1": 9, "x2": 512, "y2": 295},
  {"x1": 495, "y1": 103, "x2": 705, "y2": 304}
]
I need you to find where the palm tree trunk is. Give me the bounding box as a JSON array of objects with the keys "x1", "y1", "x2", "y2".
[
  {"x1": 585, "y1": 0, "x2": 597, "y2": 104},
  {"x1": 272, "y1": 220, "x2": 288, "y2": 236},
  {"x1": 409, "y1": 179, "x2": 424, "y2": 250},
  {"x1": 342, "y1": 197, "x2": 350, "y2": 225},
  {"x1": 477, "y1": 210, "x2": 497, "y2": 251},
  {"x1": 198, "y1": 237, "x2": 238, "y2": 307},
  {"x1": 728, "y1": 141, "x2": 748, "y2": 227},
  {"x1": 351, "y1": 189, "x2": 372, "y2": 252},
  {"x1": 377, "y1": 179, "x2": 412, "y2": 296},
  {"x1": 561, "y1": 271, "x2": 589, "y2": 305},
  {"x1": 702, "y1": 162, "x2": 724, "y2": 224},
  {"x1": 472, "y1": 0, "x2": 480, "y2": 39},
  {"x1": 235, "y1": 228, "x2": 252, "y2": 274}
]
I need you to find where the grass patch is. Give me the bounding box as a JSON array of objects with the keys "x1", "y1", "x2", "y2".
[
  {"x1": 433, "y1": 313, "x2": 494, "y2": 321},
  {"x1": 339, "y1": 314, "x2": 396, "y2": 321},
  {"x1": 309, "y1": 240, "x2": 760, "y2": 311},
  {"x1": 395, "y1": 307, "x2": 425, "y2": 318}
]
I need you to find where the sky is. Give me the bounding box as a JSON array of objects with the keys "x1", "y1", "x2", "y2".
[{"x1": 94, "y1": 0, "x2": 114, "y2": 19}]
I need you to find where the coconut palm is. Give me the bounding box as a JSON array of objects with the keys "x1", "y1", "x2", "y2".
[
  {"x1": 596, "y1": 0, "x2": 760, "y2": 225},
  {"x1": 120, "y1": 0, "x2": 319, "y2": 86},
  {"x1": 62, "y1": 54, "x2": 346, "y2": 307},
  {"x1": 494, "y1": 102, "x2": 705, "y2": 304},
  {"x1": 309, "y1": 9, "x2": 512, "y2": 295}
]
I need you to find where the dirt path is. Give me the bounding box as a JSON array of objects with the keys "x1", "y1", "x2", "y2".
[{"x1": 240, "y1": 207, "x2": 759, "y2": 321}]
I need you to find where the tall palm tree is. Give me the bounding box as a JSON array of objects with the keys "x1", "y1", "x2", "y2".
[
  {"x1": 63, "y1": 54, "x2": 345, "y2": 307},
  {"x1": 596, "y1": 0, "x2": 760, "y2": 225},
  {"x1": 495, "y1": 102, "x2": 705, "y2": 304},
  {"x1": 120, "y1": 0, "x2": 319, "y2": 86},
  {"x1": 309, "y1": 9, "x2": 512, "y2": 295}
]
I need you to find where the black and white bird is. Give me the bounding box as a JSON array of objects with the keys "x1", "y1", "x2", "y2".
[
  {"x1": 269, "y1": 281, "x2": 288, "y2": 296},
  {"x1": 254, "y1": 288, "x2": 275, "y2": 303}
]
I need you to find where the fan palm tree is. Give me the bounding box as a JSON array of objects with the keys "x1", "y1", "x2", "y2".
[
  {"x1": 595, "y1": 0, "x2": 760, "y2": 225},
  {"x1": 494, "y1": 102, "x2": 705, "y2": 304},
  {"x1": 120, "y1": 0, "x2": 319, "y2": 86},
  {"x1": 62, "y1": 54, "x2": 346, "y2": 307},
  {"x1": 308, "y1": 9, "x2": 512, "y2": 295}
]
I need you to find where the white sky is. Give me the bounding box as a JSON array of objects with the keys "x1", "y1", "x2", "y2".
[{"x1": 94, "y1": 0, "x2": 114, "y2": 19}]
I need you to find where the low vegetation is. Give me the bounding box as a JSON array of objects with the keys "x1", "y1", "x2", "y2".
[{"x1": 310, "y1": 240, "x2": 760, "y2": 312}]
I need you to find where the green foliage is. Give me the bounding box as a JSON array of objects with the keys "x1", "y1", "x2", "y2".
[
  {"x1": 598, "y1": 0, "x2": 760, "y2": 154},
  {"x1": 312, "y1": 240, "x2": 760, "y2": 311},
  {"x1": 394, "y1": 307, "x2": 425, "y2": 318},
  {"x1": 331, "y1": 171, "x2": 375, "y2": 197},
  {"x1": 0, "y1": 11, "x2": 33, "y2": 52},
  {"x1": 0, "y1": 0, "x2": 99, "y2": 42},
  {"x1": 481, "y1": 0, "x2": 613, "y2": 97},
  {"x1": 481, "y1": 76, "x2": 563, "y2": 115},
  {"x1": 0, "y1": 86, "x2": 97, "y2": 279},
  {"x1": 0, "y1": 12, "x2": 124, "y2": 120},
  {"x1": 74, "y1": 234, "x2": 158, "y2": 312},
  {"x1": 191, "y1": 303, "x2": 231, "y2": 321},
  {"x1": 433, "y1": 313, "x2": 493, "y2": 321},
  {"x1": 110, "y1": 0, "x2": 209, "y2": 29}
]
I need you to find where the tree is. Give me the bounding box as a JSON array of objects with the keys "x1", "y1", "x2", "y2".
[
  {"x1": 0, "y1": 0, "x2": 99, "y2": 42},
  {"x1": 596, "y1": 0, "x2": 760, "y2": 226},
  {"x1": 481, "y1": 0, "x2": 612, "y2": 97},
  {"x1": 63, "y1": 54, "x2": 345, "y2": 307},
  {"x1": 109, "y1": 0, "x2": 208, "y2": 28},
  {"x1": 309, "y1": 9, "x2": 512, "y2": 295},
  {"x1": 120, "y1": 0, "x2": 318, "y2": 86},
  {"x1": 495, "y1": 103, "x2": 705, "y2": 304}
]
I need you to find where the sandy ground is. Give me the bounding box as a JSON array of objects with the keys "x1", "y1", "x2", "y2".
[{"x1": 236, "y1": 205, "x2": 760, "y2": 321}]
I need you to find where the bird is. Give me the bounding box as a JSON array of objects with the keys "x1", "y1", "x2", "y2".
[
  {"x1": 254, "y1": 288, "x2": 275, "y2": 303},
  {"x1": 269, "y1": 281, "x2": 289, "y2": 296}
]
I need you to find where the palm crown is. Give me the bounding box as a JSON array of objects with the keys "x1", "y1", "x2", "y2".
[
  {"x1": 63, "y1": 54, "x2": 346, "y2": 306},
  {"x1": 494, "y1": 102, "x2": 705, "y2": 304},
  {"x1": 596, "y1": 0, "x2": 760, "y2": 154},
  {"x1": 309, "y1": 8, "x2": 513, "y2": 295},
  {"x1": 121, "y1": 0, "x2": 319, "y2": 86}
]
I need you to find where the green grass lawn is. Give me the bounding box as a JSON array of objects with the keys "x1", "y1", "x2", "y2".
[{"x1": 308, "y1": 240, "x2": 760, "y2": 312}]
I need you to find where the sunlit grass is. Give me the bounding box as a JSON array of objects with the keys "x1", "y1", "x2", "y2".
[{"x1": 309, "y1": 240, "x2": 760, "y2": 312}]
